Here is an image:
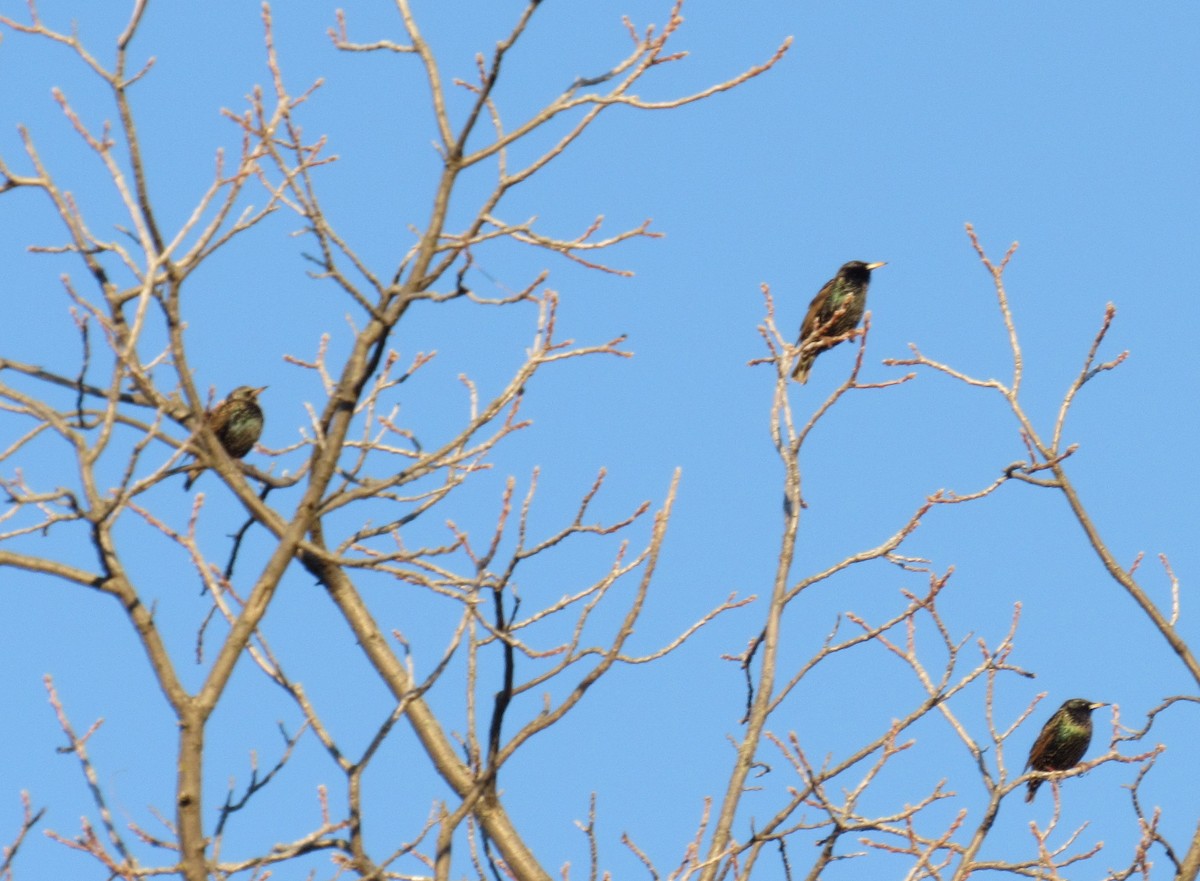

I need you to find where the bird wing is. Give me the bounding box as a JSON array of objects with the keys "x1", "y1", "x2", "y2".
[
  {"x1": 208, "y1": 402, "x2": 229, "y2": 435},
  {"x1": 1025, "y1": 712, "x2": 1062, "y2": 771},
  {"x1": 799, "y1": 277, "x2": 837, "y2": 343}
]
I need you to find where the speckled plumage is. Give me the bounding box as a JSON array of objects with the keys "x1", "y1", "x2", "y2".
[
  {"x1": 792, "y1": 261, "x2": 886, "y2": 383},
  {"x1": 1025, "y1": 698, "x2": 1106, "y2": 803},
  {"x1": 184, "y1": 385, "x2": 266, "y2": 490}
]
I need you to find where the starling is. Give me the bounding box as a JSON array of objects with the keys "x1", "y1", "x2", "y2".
[
  {"x1": 792, "y1": 260, "x2": 886, "y2": 383},
  {"x1": 1024, "y1": 698, "x2": 1107, "y2": 803},
  {"x1": 183, "y1": 385, "x2": 266, "y2": 490}
]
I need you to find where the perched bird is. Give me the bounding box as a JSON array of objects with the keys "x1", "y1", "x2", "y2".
[
  {"x1": 184, "y1": 385, "x2": 266, "y2": 490},
  {"x1": 1024, "y1": 698, "x2": 1107, "y2": 802},
  {"x1": 792, "y1": 260, "x2": 886, "y2": 383}
]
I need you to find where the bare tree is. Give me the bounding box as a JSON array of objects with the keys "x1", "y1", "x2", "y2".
[
  {"x1": 0, "y1": 3, "x2": 1195, "y2": 881},
  {"x1": 0, "y1": 2, "x2": 785, "y2": 879}
]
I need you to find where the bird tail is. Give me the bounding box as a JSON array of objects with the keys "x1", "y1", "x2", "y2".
[
  {"x1": 183, "y1": 463, "x2": 202, "y2": 491},
  {"x1": 791, "y1": 354, "x2": 812, "y2": 384},
  {"x1": 1024, "y1": 778, "x2": 1041, "y2": 803}
]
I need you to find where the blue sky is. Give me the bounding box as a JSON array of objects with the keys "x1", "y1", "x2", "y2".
[{"x1": 1, "y1": 2, "x2": 1198, "y2": 878}]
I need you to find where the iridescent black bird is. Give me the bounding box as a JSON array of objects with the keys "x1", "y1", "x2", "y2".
[
  {"x1": 1024, "y1": 698, "x2": 1107, "y2": 803},
  {"x1": 184, "y1": 385, "x2": 266, "y2": 490},
  {"x1": 792, "y1": 260, "x2": 886, "y2": 383}
]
